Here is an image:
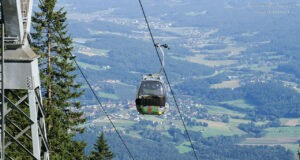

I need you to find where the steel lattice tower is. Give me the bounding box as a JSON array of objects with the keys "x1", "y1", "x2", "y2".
[{"x1": 0, "y1": 0, "x2": 49, "y2": 159}]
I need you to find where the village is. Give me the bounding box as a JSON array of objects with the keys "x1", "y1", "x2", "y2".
[{"x1": 72, "y1": 96, "x2": 233, "y2": 133}]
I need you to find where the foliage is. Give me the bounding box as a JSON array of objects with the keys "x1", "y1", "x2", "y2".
[
  {"x1": 277, "y1": 60, "x2": 300, "y2": 78},
  {"x1": 298, "y1": 145, "x2": 300, "y2": 159},
  {"x1": 89, "y1": 132, "x2": 115, "y2": 160},
  {"x1": 177, "y1": 80, "x2": 300, "y2": 120},
  {"x1": 221, "y1": 114, "x2": 230, "y2": 123},
  {"x1": 175, "y1": 78, "x2": 245, "y2": 104},
  {"x1": 186, "y1": 119, "x2": 209, "y2": 126},
  {"x1": 298, "y1": 144, "x2": 300, "y2": 160},
  {"x1": 238, "y1": 122, "x2": 266, "y2": 138},
  {"x1": 31, "y1": 0, "x2": 86, "y2": 159},
  {"x1": 243, "y1": 82, "x2": 300, "y2": 119},
  {"x1": 77, "y1": 129, "x2": 294, "y2": 160},
  {"x1": 194, "y1": 142, "x2": 294, "y2": 160}
]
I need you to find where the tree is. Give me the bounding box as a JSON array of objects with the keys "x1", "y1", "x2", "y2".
[
  {"x1": 31, "y1": 0, "x2": 86, "y2": 159},
  {"x1": 89, "y1": 132, "x2": 115, "y2": 160},
  {"x1": 298, "y1": 144, "x2": 300, "y2": 160}
]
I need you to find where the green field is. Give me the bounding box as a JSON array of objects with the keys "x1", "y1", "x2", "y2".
[
  {"x1": 171, "y1": 54, "x2": 237, "y2": 67},
  {"x1": 205, "y1": 45, "x2": 246, "y2": 57},
  {"x1": 142, "y1": 116, "x2": 165, "y2": 123},
  {"x1": 211, "y1": 80, "x2": 240, "y2": 89},
  {"x1": 91, "y1": 119, "x2": 136, "y2": 129},
  {"x1": 113, "y1": 120, "x2": 136, "y2": 129},
  {"x1": 73, "y1": 38, "x2": 96, "y2": 43},
  {"x1": 161, "y1": 27, "x2": 197, "y2": 36},
  {"x1": 186, "y1": 54, "x2": 237, "y2": 67},
  {"x1": 249, "y1": 64, "x2": 277, "y2": 72},
  {"x1": 78, "y1": 61, "x2": 101, "y2": 71},
  {"x1": 201, "y1": 126, "x2": 246, "y2": 137},
  {"x1": 265, "y1": 126, "x2": 300, "y2": 138},
  {"x1": 280, "y1": 118, "x2": 300, "y2": 126},
  {"x1": 206, "y1": 105, "x2": 246, "y2": 117},
  {"x1": 197, "y1": 70, "x2": 224, "y2": 79},
  {"x1": 240, "y1": 125, "x2": 300, "y2": 156},
  {"x1": 127, "y1": 130, "x2": 143, "y2": 139},
  {"x1": 98, "y1": 91, "x2": 119, "y2": 100},
  {"x1": 75, "y1": 43, "x2": 110, "y2": 57},
  {"x1": 176, "y1": 141, "x2": 192, "y2": 153},
  {"x1": 233, "y1": 63, "x2": 276, "y2": 73},
  {"x1": 254, "y1": 121, "x2": 270, "y2": 126},
  {"x1": 221, "y1": 99, "x2": 255, "y2": 109},
  {"x1": 161, "y1": 132, "x2": 173, "y2": 138},
  {"x1": 189, "y1": 120, "x2": 246, "y2": 137},
  {"x1": 229, "y1": 118, "x2": 251, "y2": 126}
]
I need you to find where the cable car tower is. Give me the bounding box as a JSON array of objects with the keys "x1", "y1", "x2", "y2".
[{"x1": 0, "y1": 0, "x2": 49, "y2": 159}]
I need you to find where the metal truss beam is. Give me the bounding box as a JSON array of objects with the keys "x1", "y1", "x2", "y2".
[
  {"x1": 0, "y1": 20, "x2": 49, "y2": 160},
  {"x1": 1, "y1": 89, "x2": 49, "y2": 160}
]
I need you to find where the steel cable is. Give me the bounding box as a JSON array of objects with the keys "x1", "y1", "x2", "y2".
[
  {"x1": 137, "y1": 0, "x2": 199, "y2": 160},
  {"x1": 71, "y1": 55, "x2": 135, "y2": 160}
]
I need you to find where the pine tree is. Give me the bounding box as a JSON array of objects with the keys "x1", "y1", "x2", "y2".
[
  {"x1": 31, "y1": 0, "x2": 86, "y2": 159},
  {"x1": 89, "y1": 132, "x2": 115, "y2": 160},
  {"x1": 298, "y1": 144, "x2": 300, "y2": 160}
]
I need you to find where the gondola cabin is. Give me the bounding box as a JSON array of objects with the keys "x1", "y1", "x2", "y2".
[{"x1": 135, "y1": 74, "x2": 168, "y2": 115}]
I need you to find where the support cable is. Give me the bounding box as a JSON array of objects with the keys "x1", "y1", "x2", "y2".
[
  {"x1": 71, "y1": 54, "x2": 135, "y2": 160},
  {"x1": 137, "y1": 1, "x2": 199, "y2": 160}
]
